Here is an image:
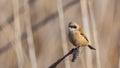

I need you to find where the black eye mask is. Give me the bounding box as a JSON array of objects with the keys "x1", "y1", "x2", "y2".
[{"x1": 69, "y1": 25, "x2": 77, "y2": 28}]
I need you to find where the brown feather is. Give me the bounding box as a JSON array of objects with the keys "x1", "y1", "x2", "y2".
[
  {"x1": 80, "y1": 33, "x2": 89, "y2": 42},
  {"x1": 73, "y1": 30, "x2": 88, "y2": 47},
  {"x1": 79, "y1": 28, "x2": 89, "y2": 42}
]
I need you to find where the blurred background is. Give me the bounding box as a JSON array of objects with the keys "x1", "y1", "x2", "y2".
[{"x1": 0, "y1": 0, "x2": 120, "y2": 68}]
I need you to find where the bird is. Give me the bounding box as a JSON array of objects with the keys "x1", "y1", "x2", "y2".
[
  {"x1": 68, "y1": 21, "x2": 96, "y2": 61},
  {"x1": 68, "y1": 21, "x2": 96, "y2": 50}
]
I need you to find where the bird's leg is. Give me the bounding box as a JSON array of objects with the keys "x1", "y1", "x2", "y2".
[{"x1": 71, "y1": 46, "x2": 80, "y2": 62}]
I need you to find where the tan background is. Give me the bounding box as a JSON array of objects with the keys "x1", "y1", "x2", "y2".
[{"x1": 0, "y1": 0, "x2": 120, "y2": 68}]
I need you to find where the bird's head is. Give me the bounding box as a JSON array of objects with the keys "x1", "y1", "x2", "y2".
[{"x1": 68, "y1": 22, "x2": 80, "y2": 30}]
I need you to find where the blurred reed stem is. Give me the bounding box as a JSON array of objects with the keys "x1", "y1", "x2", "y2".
[
  {"x1": 80, "y1": 0, "x2": 93, "y2": 68},
  {"x1": 88, "y1": 0, "x2": 101, "y2": 68},
  {"x1": 57, "y1": 0, "x2": 71, "y2": 68},
  {"x1": 12, "y1": 0, "x2": 24, "y2": 68},
  {"x1": 23, "y1": 0, "x2": 38, "y2": 68}
]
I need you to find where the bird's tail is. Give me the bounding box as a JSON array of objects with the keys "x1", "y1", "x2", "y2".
[{"x1": 88, "y1": 45, "x2": 96, "y2": 50}]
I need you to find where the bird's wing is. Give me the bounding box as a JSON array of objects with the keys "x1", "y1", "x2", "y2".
[
  {"x1": 79, "y1": 28, "x2": 89, "y2": 42},
  {"x1": 80, "y1": 33, "x2": 89, "y2": 42}
]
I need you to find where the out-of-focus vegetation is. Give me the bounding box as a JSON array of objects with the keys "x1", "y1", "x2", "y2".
[{"x1": 0, "y1": 0, "x2": 120, "y2": 68}]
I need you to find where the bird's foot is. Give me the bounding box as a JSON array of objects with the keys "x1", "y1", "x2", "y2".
[{"x1": 71, "y1": 46, "x2": 80, "y2": 62}]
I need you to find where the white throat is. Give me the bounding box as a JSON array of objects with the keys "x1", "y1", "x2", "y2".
[{"x1": 69, "y1": 28, "x2": 76, "y2": 31}]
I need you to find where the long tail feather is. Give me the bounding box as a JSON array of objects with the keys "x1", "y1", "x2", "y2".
[{"x1": 88, "y1": 45, "x2": 96, "y2": 50}]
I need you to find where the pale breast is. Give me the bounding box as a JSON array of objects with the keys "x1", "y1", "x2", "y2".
[{"x1": 68, "y1": 30, "x2": 77, "y2": 46}]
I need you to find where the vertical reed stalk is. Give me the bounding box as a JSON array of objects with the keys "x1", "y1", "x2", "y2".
[
  {"x1": 24, "y1": 0, "x2": 37, "y2": 68},
  {"x1": 80, "y1": 0, "x2": 93, "y2": 68},
  {"x1": 57, "y1": 0, "x2": 71, "y2": 68},
  {"x1": 88, "y1": 0, "x2": 101, "y2": 68},
  {"x1": 12, "y1": 0, "x2": 24, "y2": 68}
]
